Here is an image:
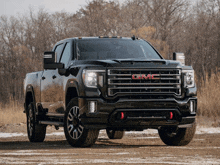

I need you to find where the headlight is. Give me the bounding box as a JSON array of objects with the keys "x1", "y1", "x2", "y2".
[
  {"x1": 182, "y1": 70, "x2": 195, "y2": 88},
  {"x1": 82, "y1": 70, "x2": 105, "y2": 88}
]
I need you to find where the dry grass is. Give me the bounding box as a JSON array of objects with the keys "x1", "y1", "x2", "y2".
[
  {"x1": 197, "y1": 73, "x2": 220, "y2": 118},
  {"x1": 0, "y1": 100, "x2": 26, "y2": 126}
]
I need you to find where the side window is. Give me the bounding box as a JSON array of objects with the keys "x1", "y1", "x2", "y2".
[
  {"x1": 60, "y1": 42, "x2": 71, "y2": 67},
  {"x1": 54, "y1": 43, "x2": 64, "y2": 62}
]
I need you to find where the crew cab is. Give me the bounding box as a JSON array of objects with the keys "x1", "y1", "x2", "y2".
[{"x1": 24, "y1": 36, "x2": 197, "y2": 147}]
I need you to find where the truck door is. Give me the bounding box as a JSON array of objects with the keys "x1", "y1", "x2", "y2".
[
  {"x1": 41, "y1": 42, "x2": 73, "y2": 114},
  {"x1": 40, "y1": 43, "x2": 64, "y2": 112},
  {"x1": 48, "y1": 42, "x2": 72, "y2": 114}
]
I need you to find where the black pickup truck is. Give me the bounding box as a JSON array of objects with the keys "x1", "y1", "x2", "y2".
[{"x1": 24, "y1": 36, "x2": 197, "y2": 147}]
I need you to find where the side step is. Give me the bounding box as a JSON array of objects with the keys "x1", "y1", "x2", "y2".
[
  {"x1": 39, "y1": 121, "x2": 64, "y2": 126},
  {"x1": 46, "y1": 113, "x2": 64, "y2": 118}
]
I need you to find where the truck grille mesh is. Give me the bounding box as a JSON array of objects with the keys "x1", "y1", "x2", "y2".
[{"x1": 107, "y1": 69, "x2": 181, "y2": 96}]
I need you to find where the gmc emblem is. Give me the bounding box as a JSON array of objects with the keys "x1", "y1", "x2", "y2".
[{"x1": 132, "y1": 74, "x2": 160, "y2": 80}]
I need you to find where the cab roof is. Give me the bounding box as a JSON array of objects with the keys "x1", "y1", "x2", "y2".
[{"x1": 55, "y1": 36, "x2": 138, "y2": 45}]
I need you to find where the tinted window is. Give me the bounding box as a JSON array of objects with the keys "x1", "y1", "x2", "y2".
[
  {"x1": 60, "y1": 42, "x2": 71, "y2": 67},
  {"x1": 77, "y1": 39, "x2": 161, "y2": 60},
  {"x1": 54, "y1": 43, "x2": 64, "y2": 62}
]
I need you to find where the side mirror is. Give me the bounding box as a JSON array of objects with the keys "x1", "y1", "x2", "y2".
[
  {"x1": 58, "y1": 68, "x2": 70, "y2": 76},
  {"x1": 173, "y1": 52, "x2": 185, "y2": 65},
  {"x1": 44, "y1": 51, "x2": 64, "y2": 70}
]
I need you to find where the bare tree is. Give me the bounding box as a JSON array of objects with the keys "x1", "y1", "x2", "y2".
[
  {"x1": 73, "y1": 0, "x2": 122, "y2": 36},
  {"x1": 176, "y1": 0, "x2": 220, "y2": 82},
  {"x1": 0, "y1": 0, "x2": 220, "y2": 104},
  {"x1": 120, "y1": 0, "x2": 153, "y2": 36}
]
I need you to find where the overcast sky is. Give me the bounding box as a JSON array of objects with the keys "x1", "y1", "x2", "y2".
[
  {"x1": 0, "y1": 0, "x2": 127, "y2": 17},
  {"x1": 0, "y1": 0, "x2": 198, "y2": 18}
]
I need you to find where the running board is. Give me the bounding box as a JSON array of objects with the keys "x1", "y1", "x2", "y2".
[
  {"x1": 46, "y1": 113, "x2": 64, "y2": 118},
  {"x1": 39, "y1": 121, "x2": 64, "y2": 126}
]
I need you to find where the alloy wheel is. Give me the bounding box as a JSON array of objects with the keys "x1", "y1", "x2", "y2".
[{"x1": 67, "y1": 106, "x2": 84, "y2": 139}]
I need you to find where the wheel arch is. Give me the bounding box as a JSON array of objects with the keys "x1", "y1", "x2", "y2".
[
  {"x1": 65, "y1": 86, "x2": 79, "y2": 109},
  {"x1": 24, "y1": 85, "x2": 36, "y2": 114}
]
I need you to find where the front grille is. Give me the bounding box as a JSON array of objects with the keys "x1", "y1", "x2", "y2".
[{"x1": 107, "y1": 69, "x2": 181, "y2": 96}]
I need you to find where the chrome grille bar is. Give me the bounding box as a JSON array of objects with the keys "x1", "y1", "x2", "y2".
[{"x1": 107, "y1": 69, "x2": 181, "y2": 96}]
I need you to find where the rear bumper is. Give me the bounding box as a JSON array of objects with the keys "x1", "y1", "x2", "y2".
[{"x1": 79, "y1": 97, "x2": 197, "y2": 130}]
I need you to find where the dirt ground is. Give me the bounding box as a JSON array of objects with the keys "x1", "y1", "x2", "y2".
[{"x1": 0, "y1": 118, "x2": 220, "y2": 165}]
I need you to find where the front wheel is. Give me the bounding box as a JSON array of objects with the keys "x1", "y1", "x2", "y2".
[
  {"x1": 27, "y1": 103, "x2": 46, "y2": 142},
  {"x1": 158, "y1": 123, "x2": 196, "y2": 146},
  {"x1": 64, "y1": 98, "x2": 99, "y2": 147}
]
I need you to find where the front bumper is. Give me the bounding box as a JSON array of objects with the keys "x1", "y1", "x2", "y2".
[{"x1": 79, "y1": 97, "x2": 197, "y2": 130}]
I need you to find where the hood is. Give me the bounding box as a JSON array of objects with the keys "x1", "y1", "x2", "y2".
[{"x1": 73, "y1": 59, "x2": 192, "y2": 69}]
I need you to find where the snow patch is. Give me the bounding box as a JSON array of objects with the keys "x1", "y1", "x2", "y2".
[
  {"x1": 132, "y1": 137, "x2": 159, "y2": 139},
  {"x1": 1, "y1": 126, "x2": 220, "y2": 138},
  {"x1": 196, "y1": 127, "x2": 220, "y2": 134},
  {"x1": 125, "y1": 129, "x2": 158, "y2": 135},
  {"x1": 0, "y1": 133, "x2": 25, "y2": 138},
  {"x1": 46, "y1": 132, "x2": 64, "y2": 136},
  {"x1": 1, "y1": 156, "x2": 219, "y2": 164},
  {"x1": 0, "y1": 132, "x2": 64, "y2": 138}
]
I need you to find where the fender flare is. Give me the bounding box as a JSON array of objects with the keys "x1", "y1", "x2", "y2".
[
  {"x1": 65, "y1": 80, "x2": 80, "y2": 96},
  {"x1": 24, "y1": 85, "x2": 36, "y2": 114},
  {"x1": 64, "y1": 79, "x2": 80, "y2": 108}
]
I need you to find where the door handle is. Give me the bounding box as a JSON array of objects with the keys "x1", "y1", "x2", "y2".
[
  {"x1": 42, "y1": 76, "x2": 46, "y2": 80},
  {"x1": 52, "y1": 75, "x2": 57, "y2": 79}
]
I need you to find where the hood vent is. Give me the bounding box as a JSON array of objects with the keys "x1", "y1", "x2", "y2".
[{"x1": 112, "y1": 59, "x2": 166, "y2": 65}]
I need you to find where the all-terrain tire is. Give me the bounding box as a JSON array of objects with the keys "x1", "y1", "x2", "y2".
[
  {"x1": 27, "y1": 103, "x2": 46, "y2": 142},
  {"x1": 64, "y1": 98, "x2": 99, "y2": 147},
  {"x1": 106, "y1": 129, "x2": 125, "y2": 139},
  {"x1": 158, "y1": 123, "x2": 196, "y2": 146}
]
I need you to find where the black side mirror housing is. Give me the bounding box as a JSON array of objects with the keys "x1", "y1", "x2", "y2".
[
  {"x1": 58, "y1": 68, "x2": 70, "y2": 76},
  {"x1": 44, "y1": 51, "x2": 64, "y2": 70},
  {"x1": 58, "y1": 69, "x2": 67, "y2": 75},
  {"x1": 173, "y1": 52, "x2": 185, "y2": 65}
]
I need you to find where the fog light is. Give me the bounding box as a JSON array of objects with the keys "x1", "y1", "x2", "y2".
[
  {"x1": 89, "y1": 101, "x2": 97, "y2": 113},
  {"x1": 190, "y1": 101, "x2": 195, "y2": 114}
]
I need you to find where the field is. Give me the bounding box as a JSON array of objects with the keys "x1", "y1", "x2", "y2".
[
  {"x1": 0, "y1": 100, "x2": 25, "y2": 126},
  {"x1": 197, "y1": 73, "x2": 220, "y2": 118},
  {"x1": 0, "y1": 75, "x2": 220, "y2": 164},
  {"x1": 0, "y1": 120, "x2": 220, "y2": 165}
]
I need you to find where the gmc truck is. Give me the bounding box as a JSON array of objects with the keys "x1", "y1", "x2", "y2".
[{"x1": 24, "y1": 36, "x2": 197, "y2": 147}]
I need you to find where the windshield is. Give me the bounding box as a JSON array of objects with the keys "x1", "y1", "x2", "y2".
[{"x1": 77, "y1": 39, "x2": 162, "y2": 60}]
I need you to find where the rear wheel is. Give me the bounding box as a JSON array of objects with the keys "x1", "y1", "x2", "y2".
[
  {"x1": 27, "y1": 103, "x2": 46, "y2": 142},
  {"x1": 106, "y1": 129, "x2": 125, "y2": 139},
  {"x1": 158, "y1": 123, "x2": 196, "y2": 146},
  {"x1": 64, "y1": 98, "x2": 99, "y2": 147}
]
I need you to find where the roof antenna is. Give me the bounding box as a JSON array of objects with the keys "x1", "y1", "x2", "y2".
[{"x1": 131, "y1": 35, "x2": 136, "y2": 40}]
